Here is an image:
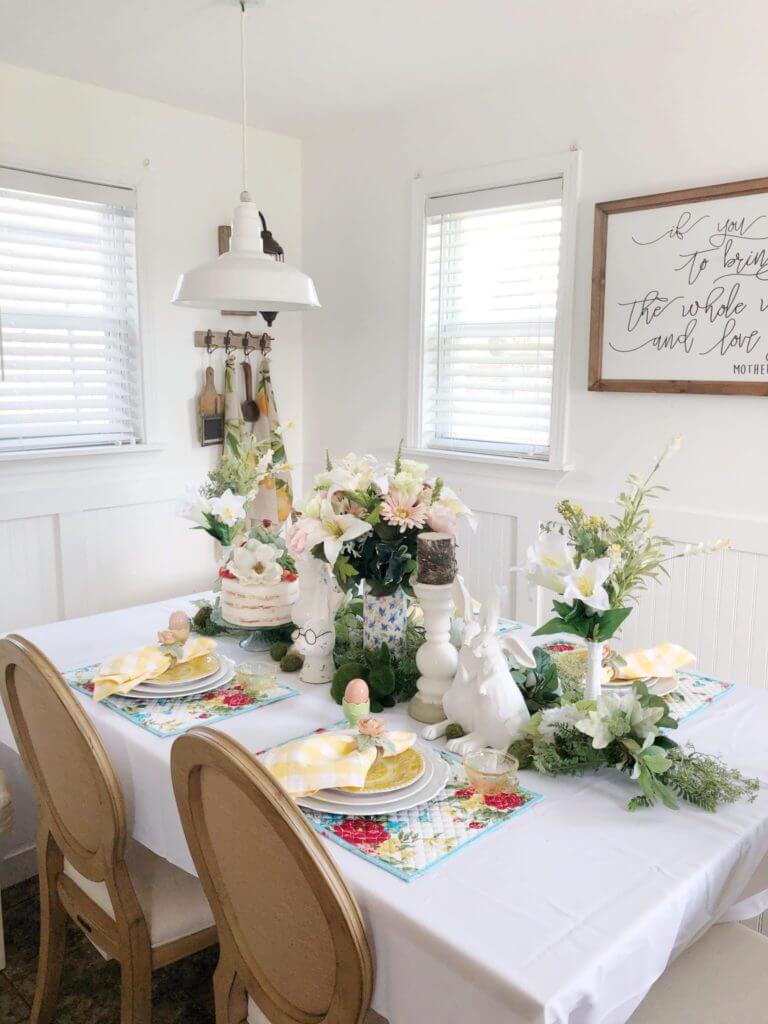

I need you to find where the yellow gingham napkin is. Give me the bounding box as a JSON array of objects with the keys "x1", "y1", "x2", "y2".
[
  {"x1": 92, "y1": 636, "x2": 217, "y2": 702},
  {"x1": 261, "y1": 730, "x2": 417, "y2": 798},
  {"x1": 612, "y1": 643, "x2": 695, "y2": 682}
]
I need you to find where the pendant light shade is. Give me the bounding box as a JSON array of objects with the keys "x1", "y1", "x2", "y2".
[
  {"x1": 172, "y1": 199, "x2": 320, "y2": 311},
  {"x1": 172, "y1": 1, "x2": 319, "y2": 313}
]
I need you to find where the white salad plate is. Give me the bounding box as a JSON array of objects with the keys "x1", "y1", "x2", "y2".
[
  {"x1": 297, "y1": 745, "x2": 450, "y2": 817},
  {"x1": 126, "y1": 656, "x2": 235, "y2": 700}
]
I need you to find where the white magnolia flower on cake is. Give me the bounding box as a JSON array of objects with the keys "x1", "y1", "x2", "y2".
[
  {"x1": 231, "y1": 538, "x2": 282, "y2": 584},
  {"x1": 562, "y1": 556, "x2": 612, "y2": 611},
  {"x1": 304, "y1": 499, "x2": 373, "y2": 567},
  {"x1": 524, "y1": 532, "x2": 574, "y2": 594},
  {"x1": 208, "y1": 489, "x2": 247, "y2": 527}
]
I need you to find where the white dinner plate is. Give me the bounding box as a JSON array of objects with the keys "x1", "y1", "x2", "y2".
[
  {"x1": 297, "y1": 748, "x2": 450, "y2": 817},
  {"x1": 126, "y1": 657, "x2": 235, "y2": 700}
]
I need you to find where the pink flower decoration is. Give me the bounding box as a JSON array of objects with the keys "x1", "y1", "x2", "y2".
[
  {"x1": 286, "y1": 522, "x2": 308, "y2": 555},
  {"x1": 380, "y1": 489, "x2": 429, "y2": 532},
  {"x1": 358, "y1": 716, "x2": 385, "y2": 738},
  {"x1": 455, "y1": 788, "x2": 476, "y2": 800},
  {"x1": 157, "y1": 629, "x2": 177, "y2": 645},
  {"x1": 426, "y1": 503, "x2": 458, "y2": 537}
]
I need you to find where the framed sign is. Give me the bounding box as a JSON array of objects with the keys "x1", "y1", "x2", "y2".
[{"x1": 589, "y1": 176, "x2": 768, "y2": 395}]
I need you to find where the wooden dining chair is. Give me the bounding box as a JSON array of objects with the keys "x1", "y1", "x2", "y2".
[
  {"x1": 0, "y1": 634, "x2": 218, "y2": 1024},
  {"x1": 171, "y1": 726, "x2": 380, "y2": 1024}
]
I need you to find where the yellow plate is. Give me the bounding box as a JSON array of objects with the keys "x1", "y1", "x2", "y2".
[
  {"x1": 149, "y1": 654, "x2": 220, "y2": 686},
  {"x1": 342, "y1": 748, "x2": 425, "y2": 795}
]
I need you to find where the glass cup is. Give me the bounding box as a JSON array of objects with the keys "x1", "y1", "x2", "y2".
[
  {"x1": 235, "y1": 660, "x2": 277, "y2": 699},
  {"x1": 463, "y1": 749, "x2": 519, "y2": 795}
]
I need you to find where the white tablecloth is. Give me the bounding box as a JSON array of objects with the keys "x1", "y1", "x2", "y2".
[{"x1": 3, "y1": 593, "x2": 768, "y2": 1024}]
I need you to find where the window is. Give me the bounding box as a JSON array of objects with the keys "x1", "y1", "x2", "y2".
[
  {"x1": 410, "y1": 155, "x2": 578, "y2": 465},
  {"x1": 0, "y1": 166, "x2": 142, "y2": 454}
]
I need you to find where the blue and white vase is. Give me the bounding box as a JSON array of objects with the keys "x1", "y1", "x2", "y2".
[{"x1": 362, "y1": 584, "x2": 407, "y2": 657}]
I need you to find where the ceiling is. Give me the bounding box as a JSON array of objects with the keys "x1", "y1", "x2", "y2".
[{"x1": 0, "y1": 0, "x2": 707, "y2": 138}]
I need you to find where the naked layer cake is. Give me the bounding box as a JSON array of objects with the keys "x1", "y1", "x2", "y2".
[{"x1": 219, "y1": 523, "x2": 298, "y2": 628}]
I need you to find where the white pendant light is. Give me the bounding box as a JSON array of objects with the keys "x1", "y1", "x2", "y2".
[{"x1": 172, "y1": 0, "x2": 319, "y2": 312}]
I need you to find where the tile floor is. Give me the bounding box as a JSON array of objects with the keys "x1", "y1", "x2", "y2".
[{"x1": 0, "y1": 876, "x2": 217, "y2": 1023}]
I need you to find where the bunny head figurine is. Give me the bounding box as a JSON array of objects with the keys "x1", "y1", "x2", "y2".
[{"x1": 423, "y1": 588, "x2": 534, "y2": 753}]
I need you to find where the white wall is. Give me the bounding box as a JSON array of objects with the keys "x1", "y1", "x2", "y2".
[
  {"x1": 0, "y1": 61, "x2": 305, "y2": 634},
  {"x1": 0, "y1": 62, "x2": 305, "y2": 876},
  {"x1": 301, "y1": 6, "x2": 768, "y2": 690}
]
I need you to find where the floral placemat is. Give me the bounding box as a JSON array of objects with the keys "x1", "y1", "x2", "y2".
[
  {"x1": 258, "y1": 725, "x2": 543, "y2": 882},
  {"x1": 665, "y1": 671, "x2": 734, "y2": 725},
  {"x1": 64, "y1": 664, "x2": 299, "y2": 738}
]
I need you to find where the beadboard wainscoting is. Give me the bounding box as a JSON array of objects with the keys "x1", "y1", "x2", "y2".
[{"x1": 0, "y1": 473, "x2": 216, "y2": 634}]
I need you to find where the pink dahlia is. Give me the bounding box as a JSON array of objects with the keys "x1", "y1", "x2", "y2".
[{"x1": 380, "y1": 489, "x2": 429, "y2": 532}]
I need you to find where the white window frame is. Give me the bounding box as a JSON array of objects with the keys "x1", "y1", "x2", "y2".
[
  {"x1": 0, "y1": 150, "x2": 159, "y2": 463},
  {"x1": 406, "y1": 150, "x2": 580, "y2": 472}
]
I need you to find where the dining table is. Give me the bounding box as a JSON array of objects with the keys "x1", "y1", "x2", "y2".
[{"x1": 2, "y1": 591, "x2": 767, "y2": 1024}]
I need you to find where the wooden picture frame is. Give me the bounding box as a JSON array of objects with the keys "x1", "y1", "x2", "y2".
[{"x1": 589, "y1": 176, "x2": 768, "y2": 395}]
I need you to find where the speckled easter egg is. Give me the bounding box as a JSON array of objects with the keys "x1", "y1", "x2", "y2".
[
  {"x1": 344, "y1": 678, "x2": 369, "y2": 704},
  {"x1": 169, "y1": 610, "x2": 190, "y2": 632}
]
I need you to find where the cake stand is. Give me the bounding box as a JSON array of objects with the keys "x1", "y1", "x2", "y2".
[{"x1": 211, "y1": 598, "x2": 293, "y2": 652}]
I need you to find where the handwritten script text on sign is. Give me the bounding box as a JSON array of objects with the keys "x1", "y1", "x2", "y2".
[{"x1": 601, "y1": 193, "x2": 768, "y2": 382}]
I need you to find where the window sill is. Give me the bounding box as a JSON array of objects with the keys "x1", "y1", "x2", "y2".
[
  {"x1": 404, "y1": 446, "x2": 573, "y2": 478},
  {"x1": 0, "y1": 443, "x2": 165, "y2": 464}
]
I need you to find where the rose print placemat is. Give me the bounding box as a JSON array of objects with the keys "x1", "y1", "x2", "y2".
[
  {"x1": 665, "y1": 671, "x2": 734, "y2": 725},
  {"x1": 258, "y1": 726, "x2": 543, "y2": 882},
  {"x1": 63, "y1": 664, "x2": 299, "y2": 738}
]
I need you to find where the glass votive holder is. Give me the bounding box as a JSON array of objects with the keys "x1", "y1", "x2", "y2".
[
  {"x1": 235, "y1": 660, "x2": 277, "y2": 699},
  {"x1": 463, "y1": 749, "x2": 519, "y2": 795}
]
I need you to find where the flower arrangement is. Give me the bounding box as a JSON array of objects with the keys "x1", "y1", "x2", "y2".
[
  {"x1": 509, "y1": 684, "x2": 758, "y2": 812},
  {"x1": 178, "y1": 433, "x2": 275, "y2": 547},
  {"x1": 289, "y1": 445, "x2": 473, "y2": 596},
  {"x1": 524, "y1": 436, "x2": 730, "y2": 644}
]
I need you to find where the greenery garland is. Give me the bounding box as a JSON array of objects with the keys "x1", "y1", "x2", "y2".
[{"x1": 508, "y1": 675, "x2": 758, "y2": 813}]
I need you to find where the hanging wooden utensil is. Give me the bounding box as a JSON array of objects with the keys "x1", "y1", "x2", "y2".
[
  {"x1": 241, "y1": 356, "x2": 260, "y2": 422},
  {"x1": 198, "y1": 352, "x2": 224, "y2": 446}
]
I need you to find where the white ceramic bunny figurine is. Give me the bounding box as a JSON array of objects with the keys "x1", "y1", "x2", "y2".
[
  {"x1": 422, "y1": 589, "x2": 535, "y2": 753},
  {"x1": 292, "y1": 560, "x2": 344, "y2": 684}
]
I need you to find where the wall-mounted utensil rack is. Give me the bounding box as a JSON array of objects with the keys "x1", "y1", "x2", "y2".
[{"x1": 193, "y1": 329, "x2": 274, "y2": 354}]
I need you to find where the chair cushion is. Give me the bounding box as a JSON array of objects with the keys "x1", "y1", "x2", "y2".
[
  {"x1": 64, "y1": 839, "x2": 214, "y2": 948},
  {"x1": 629, "y1": 923, "x2": 768, "y2": 1023}
]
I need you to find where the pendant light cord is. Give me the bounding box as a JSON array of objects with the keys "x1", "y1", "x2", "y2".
[{"x1": 239, "y1": 0, "x2": 249, "y2": 201}]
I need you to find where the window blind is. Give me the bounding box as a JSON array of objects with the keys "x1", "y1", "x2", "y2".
[
  {"x1": 421, "y1": 177, "x2": 563, "y2": 460},
  {"x1": 0, "y1": 166, "x2": 142, "y2": 453}
]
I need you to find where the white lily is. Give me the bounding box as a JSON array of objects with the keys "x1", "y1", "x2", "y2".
[
  {"x1": 306, "y1": 499, "x2": 373, "y2": 567},
  {"x1": 524, "y1": 532, "x2": 574, "y2": 594},
  {"x1": 562, "y1": 556, "x2": 612, "y2": 611},
  {"x1": 537, "y1": 702, "x2": 586, "y2": 741},
  {"x1": 315, "y1": 452, "x2": 381, "y2": 494},
  {"x1": 176, "y1": 485, "x2": 210, "y2": 527},
  {"x1": 208, "y1": 489, "x2": 248, "y2": 527}
]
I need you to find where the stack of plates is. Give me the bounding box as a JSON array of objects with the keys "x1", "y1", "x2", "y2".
[
  {"x1": 297, "y1": 741, "x2": 449, "y2": 817},
  {"x1": 604, "y1": 675, "x2": 678, "y2": 696},
  {"x1": 127, "y1": 654, "x2": 235, "y2": 700}
]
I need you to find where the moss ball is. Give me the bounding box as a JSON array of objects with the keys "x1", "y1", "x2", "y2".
[
  {"x1": 445, "y1": 723, "x2": 466, "y2": 741},
  {"x1": 280, "y1": 653, "x2": 304, "y2": 673},
  {"x1": 270, "y1": 641, "x2": 290, "y2": 662}
]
